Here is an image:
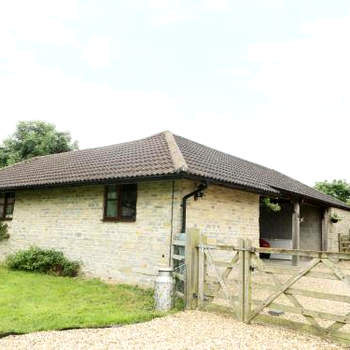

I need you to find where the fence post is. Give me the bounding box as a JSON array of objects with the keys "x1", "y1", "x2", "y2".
[
  {"x1": 243, "y1": 239, "x2": 252, "y2": 323},
  {"x1": 198, "y1": 244, "x2": 205, "y2": 309},
  {"x1": 185, "y1": 228, "x2": 200, "y2": 309},
  {"x1": 238, "y1": 238, "x2": 245, "y2": 321},
  {"x1": 322, "y1": 208, "x2": 329, "y2": 251},
  {"x1": 292, "y1": 200, "x2": 301, "y2": 266}
]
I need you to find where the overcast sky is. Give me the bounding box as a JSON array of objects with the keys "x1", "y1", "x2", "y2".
[{"x1": 1, "y1": 1, "x2": 349, "y2": 186}]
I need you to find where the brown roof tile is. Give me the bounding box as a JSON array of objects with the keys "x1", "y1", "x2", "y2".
[
  {"x1": 174, "y1": 135, "x2": 349, "y2": 209},
  {"x1": 0, "y1": 131, "x2": 348, "y2": 210},
  {"x1": 0, "y1": 132, "x2": 175, "y2": 189}
]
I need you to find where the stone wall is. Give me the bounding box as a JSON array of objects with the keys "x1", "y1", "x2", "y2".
[
  {"x1": 3, "y1": 177, "x2": 349, "y2": 286},
  {"x1": 328, "y1": 208, "x2": 350, "y2": 252},
  {"x1": 1, "y1": 181, "x2": 174, "y2": 286},
  {"x1": 0, "y1": 179, "x2": 262, "y2": 285},
  {"x1": 170, "y1": 180, "x2": 260, "y2": 265},
  {"x1": 172, "y1": 180, "x2": 260, "y2": 246}
]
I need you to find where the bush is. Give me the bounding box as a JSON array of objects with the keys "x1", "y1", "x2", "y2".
[{"x1": 6, "y1": 247, "x2": 80, "y2": 277}]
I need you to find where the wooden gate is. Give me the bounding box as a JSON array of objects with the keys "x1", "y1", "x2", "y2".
[
  {"x1": 197, "y1": 239, "x2": 248, "y2": 320},
  {"x1": 172, "y1": 229, "x2": 200, "y2": 308},
  {"x1": 248, "y1": 247, "x2": 350, "y2": 341},
  {"x1": 193, "y1": 235, "x2": 350, "y2": 344},
  {"x1": 172, "y1": 233, "x2": 186, "y2": 300}
]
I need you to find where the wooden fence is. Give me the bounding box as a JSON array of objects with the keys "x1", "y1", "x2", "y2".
[{"x1": 179, "y1": 229, "x2": 350, "y2": 345}]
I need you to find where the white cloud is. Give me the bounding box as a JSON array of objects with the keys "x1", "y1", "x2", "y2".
[
  {"x1": 146, "y1": 0, "x2": 229, "y2": 25},
  {"x1": 148, "y1": 0, "x2": 174, "y2": 10},
  {"x1": 82, "y1": 36, "x2": 113, "y2": 69},
  {"x1": 1, "y1": 2, "x2": 349, "y2": 188},
  {"x1": 148, "y1": 1, "x2": 196, "y2": 25},
  {"x1": 149, "y1": 11, "x2": 194, "y2": 25},
  {"x1": 0, "y1": 54, "x2": 181, "y2": 148},
  {"x1": 0, "y1": 0, "x2": 178, "y2": 146},
  {"x1": 204, "y1": 0, "x2": 229, "y2": 11},
  {"x1": 0, "y1": 0, "x2": 79, "y2": 46},
  {"x1": 242, "y1": 15, "x2": 350, "y2": 184},
  {"x1": 218, "y1": 68, "x2": 253, "y2": 77}
]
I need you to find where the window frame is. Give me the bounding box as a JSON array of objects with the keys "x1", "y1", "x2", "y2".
[
  {"x1": 103, "y1": 184, "x2": 137, "y2": 222},
  {"x1": 0, "y1": 192, "x2": 15, "y2": 221}
]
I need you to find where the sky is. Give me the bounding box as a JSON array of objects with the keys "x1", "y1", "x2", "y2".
[{"x1": 0, "y1": 0, "x2": 349, "y2": 186}]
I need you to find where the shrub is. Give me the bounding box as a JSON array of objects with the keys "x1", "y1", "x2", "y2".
[{"x1": 6, "y1": 247, "x2": 80, "y2": 277}]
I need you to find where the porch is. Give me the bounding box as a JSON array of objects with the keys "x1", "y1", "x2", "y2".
[{"x1": 259, "y1": 197, "x2": 329, "y2": 265}]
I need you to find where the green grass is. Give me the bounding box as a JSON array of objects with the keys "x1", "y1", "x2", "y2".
[{"x1": 0, "y1": 266, "x2": 173, "y2": 335}]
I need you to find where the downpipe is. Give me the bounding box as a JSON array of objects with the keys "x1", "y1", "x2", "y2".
[{"x1": 181, "y1": 182, "x2": 207, "y2": 233}]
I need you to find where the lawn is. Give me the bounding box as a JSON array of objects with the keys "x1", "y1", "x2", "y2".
[{"x1": 0, "y1": 266, "x2": 167, "y2": 335}]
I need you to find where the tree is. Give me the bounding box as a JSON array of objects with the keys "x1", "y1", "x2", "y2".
[
  {"x1": 315, "y1": 180, "x2": 350, "y2": 205},
  {"x1": 0, "y1": 121, "x2": 78, "y2": 167}
]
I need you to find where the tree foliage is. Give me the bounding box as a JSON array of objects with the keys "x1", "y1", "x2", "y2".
[
  {"x1": 315, "y1": 180, "x2": 350, "y2": 204},
  {"x1": 0, "y1": 121, "x2": 78, "y2": 167}
]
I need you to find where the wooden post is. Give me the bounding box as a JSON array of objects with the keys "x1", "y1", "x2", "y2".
[
  {"x1": 198, "y1": 245, "x2": 205, "y2": 309},
  {"x1": 238, "y1": 238, "x2": 245, "y2": 321},
  {"x1": 243, "y1": 239, "x2": 252, "y2": 323},
  {"x1": 192, "y1": 230, "x2": 200, "y2": 309},
  {"x1": 292, "y1": 200, "x2": 301, "y2": 266},
  {"x1": 185, "y1": 228, "x2": 200, "y2": 309},
  {"x1": 322, "y1": 208, "x2": 329, "y2": 251}
]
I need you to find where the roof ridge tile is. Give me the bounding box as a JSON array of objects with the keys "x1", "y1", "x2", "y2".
[{"x1": 163, "y1": 131, "x2": 188, "y2": 173}]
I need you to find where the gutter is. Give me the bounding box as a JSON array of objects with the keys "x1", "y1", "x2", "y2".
[{"x1": 274, "y1": 188, "x2": 350, "y2": 212}]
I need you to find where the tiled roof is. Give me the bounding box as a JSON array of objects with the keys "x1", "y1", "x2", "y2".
[
  {"x1": 0, "y1": 131, "x2": 348, "y2": 210},
  {"x1": 0, "y1": 132, "x2": 175, "y2": 189},
  {"x1": 174, "y1": 135, "x2": 350, "y2": 209}
]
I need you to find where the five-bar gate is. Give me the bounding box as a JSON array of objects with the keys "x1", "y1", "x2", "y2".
[{"x1": 179, "y1": 229, "x2": 350, "y2": 345}]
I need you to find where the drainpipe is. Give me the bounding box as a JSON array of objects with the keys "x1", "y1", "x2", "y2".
[{"x1": 181, "y1": 182, "x2": 207, "y2": 233}]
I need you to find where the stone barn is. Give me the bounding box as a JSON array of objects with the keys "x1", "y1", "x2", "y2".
[{"x1": 0, "y1": 131, "x2": 349, "y2": 286}]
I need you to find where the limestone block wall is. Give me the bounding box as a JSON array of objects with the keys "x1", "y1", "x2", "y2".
[
  {"x1": 170, "y1": 179, "x2": 260, "y2": 274},
  {"x1": 328, "y1": 208, "x2": 350, "y2": 252},
  {"x1": 0, "y1": 181, "x2": 174, "y2": 286},
  {"x1": 172, "y1": 180, "x2": 260, "y2": 246},
  {"x1": 0, "y1": 178, "x2": 261, "y2": 286}
]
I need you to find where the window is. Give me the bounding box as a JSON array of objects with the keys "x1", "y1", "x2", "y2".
[
  {"x1": 103, "y1": 184, "x2": 137, "y2": 221},
  {"x1": 0, "y1": 192, "x2": 15, "y2": 220}
]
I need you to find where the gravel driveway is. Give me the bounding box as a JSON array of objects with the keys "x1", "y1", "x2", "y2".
[{"x1": 0, "y1": 311, "x2": 344, "y2": 350}]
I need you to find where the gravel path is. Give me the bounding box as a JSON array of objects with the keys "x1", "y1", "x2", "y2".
[{"x1": 0, "y1": 311, "x2": 344, "y2": 350}]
